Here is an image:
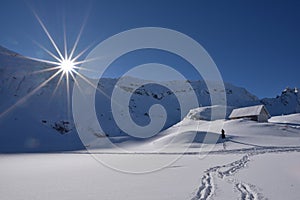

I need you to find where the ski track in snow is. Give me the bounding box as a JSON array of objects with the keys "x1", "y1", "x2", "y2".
[{"x1": 191, "y1": 145, "x2": 300, "y2": 200}]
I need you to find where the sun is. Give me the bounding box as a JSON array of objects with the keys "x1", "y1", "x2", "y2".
[
  {"x1": 0, "y1": 11, "x2": 103, "y2": 119},
  {"x1": 60, "y1": 58, "x2": 75, "y2": 73},
  {"x1": 23, "y1": 12, "x2": 96, "y2": 115}
]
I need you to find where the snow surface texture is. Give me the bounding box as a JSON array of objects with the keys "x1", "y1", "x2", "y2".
[
  {"x1": 1, "y1": 45, "x2": 300, "y2": 199},
  {"x1": 1, "y1": 113, "x2": 300, "y2": 199}
]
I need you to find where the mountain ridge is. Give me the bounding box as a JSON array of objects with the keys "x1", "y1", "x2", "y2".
[{"x1": 0, "y1": 45, "x2": 299, "y2": 152}]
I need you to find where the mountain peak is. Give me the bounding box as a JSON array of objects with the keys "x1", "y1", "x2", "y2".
[{"x1": 282, "y1": 87, "x2": 298, "y2": 95}]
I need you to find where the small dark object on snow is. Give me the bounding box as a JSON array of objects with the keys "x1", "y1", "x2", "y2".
[
  {"x1": 52, "y1": 120, "x2": 72, "y2": 134},
  {"x1": 221, "y1": 129, "x2": 226, "y2": 139}
]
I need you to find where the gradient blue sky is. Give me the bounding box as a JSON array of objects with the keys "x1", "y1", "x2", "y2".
[{"x1": 0, "y1": 0, "x2": 299, "y2": 98}]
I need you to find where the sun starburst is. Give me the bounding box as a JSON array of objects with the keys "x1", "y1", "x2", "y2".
[{"x1": 0, "y1": 11, "x2": 104, "y2": 119}]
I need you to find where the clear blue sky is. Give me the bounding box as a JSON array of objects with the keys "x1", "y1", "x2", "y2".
[{"x1": 0, "y1": 0, "x2": 299, "y2": 98}]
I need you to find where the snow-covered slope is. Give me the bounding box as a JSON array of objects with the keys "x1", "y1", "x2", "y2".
[
  {"x1": 1, "y1": 112, "x2": 300, "y2": 200},
  {"x1": 94, "y1": 77, "x2": 258, "y2": 137},
  {"x1": 0, "y1": 45, "x2": 300, "y2": 152},
  {"x1": 269, "y1": 113, "x2": 300, "y2": 125},
  {"x1": 146, "y1": 109, "x2": 300, "y2": 153},
  {"x1": 0, "y1": 46, "x2": 83, "y2": 152}
]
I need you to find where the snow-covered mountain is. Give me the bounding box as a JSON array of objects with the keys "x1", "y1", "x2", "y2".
[
  {"x1": 0, "y1": 46, "x2": 83, "y2": 152},
  {"x1": 261, "y1": 87, "x2": 300, "y2": 116},
  {"x1": 0, "y1": 45, "x2": 299, "y2": 152},
  {"x1": 94, "y1": 77, "x2": 258, "y2": 137}
]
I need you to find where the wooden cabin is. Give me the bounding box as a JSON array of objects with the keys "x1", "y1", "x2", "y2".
[{"x1": 229, "y1": 105, "x2": 270, "y2": 122}]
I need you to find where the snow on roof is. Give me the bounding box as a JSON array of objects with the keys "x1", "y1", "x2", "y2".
[
  {"x1": 186, "y1": 105, "x2": 232, "y2": 121},
  {"x1": 229, "y1": 105, "x2": 268, "y2": 119}
]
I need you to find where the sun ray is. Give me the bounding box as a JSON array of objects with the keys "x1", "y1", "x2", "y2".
[
  {"x1": 65, "y1": 71, "x2": 71, "y2": 118},
  {"x1": 31, "y1": 66, "x2": 62, "y2": 74},
  {"x1": 33, "y1": 41, "x2": 62, "y2": 62},
  {"x1": 69, "y1": 11, "x2": 89, "y2": 60},
  {"x1": 72, "y1": 70, "x2": 98, "y2": 90},
  {"x1": 70, "y1": 41, "x2": 96, "y2": 63},
  {"x1": 52, "y1": 71, "x2": 65, "y2": 98},
  {"x1": 63, "y1": 20, "x2": 68, "y2": 60},
  {"x1": 68, "y1": 71, "x2": 88, "y2": 107},
  {"x1": 69, "y1": 70, "x2": 83, "y2": 94},
  {"x1": 72, "y1": 70, "x2": 113, "y2": 102},
  {"x1": 3, "y1": 9, "x2": 97, "y2": 120},
  {"x1": 0, "y1": 69, "x2": 63, "y2": 119},
  {"x1": 72, "y1": 66, "x2": 99, "y2": 73},
  {"x1": 33, "y1": 11, "x2": 64, "y2": 61},
  {"x1": 31, "y1": 15, "x2": 82, "y2": 112},
  {"x1": 72, "y1": 56, "x2": 104, "y2": 66},
  {"x1": 28, "y1": 57, "x2": 61, "y2": 66}
]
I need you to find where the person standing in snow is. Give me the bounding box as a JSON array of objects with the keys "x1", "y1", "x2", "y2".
[{"x1": 221, "y1": 129, "x2": 226, "y2": 139}]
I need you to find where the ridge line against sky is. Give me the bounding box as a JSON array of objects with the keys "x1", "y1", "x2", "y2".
[{"x1": 0, "y1": 0, "x2": 299, "y2": 98}]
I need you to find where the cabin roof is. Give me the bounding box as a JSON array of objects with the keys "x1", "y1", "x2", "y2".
[{"x1": 229, "y1": 105, "x2": 270, "y2": 119}]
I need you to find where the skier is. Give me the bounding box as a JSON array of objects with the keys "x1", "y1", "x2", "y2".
[{"x1": 221, "y1": 129, "x2": 226, "y2": 139}]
